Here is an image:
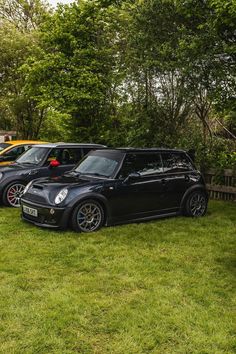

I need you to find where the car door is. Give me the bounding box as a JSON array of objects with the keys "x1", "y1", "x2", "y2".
[
  {"x1": 46, "y1": 148, "x2": 83, "y2": 177},
  {"x1": 160, "y1": 152, "x2": 194, "y2": 209},
  {"x1": 109, "y1": 152, "x2": 166, "y2": 222},
  {"x1": 21, "y1": 147, "x2": 52, "y2": 182}
]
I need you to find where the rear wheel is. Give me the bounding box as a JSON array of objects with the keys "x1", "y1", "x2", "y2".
[
  {"x1": 184, "y1": 191, "x2": 207, "y2": 217},
  {"x1": 3, "y1": 182, "x2": 26, "y2": 207},
  {"x1": 72, "y1": 200, "x2": 105, "y2": 233}
]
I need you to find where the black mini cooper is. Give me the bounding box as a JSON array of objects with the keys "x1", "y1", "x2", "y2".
[
  {"x1": 21, "y1": 148, "x2": 208, "y2": 232},
  {"x1": 0, "y1": 143, "x2": 104, "y2": 207}
]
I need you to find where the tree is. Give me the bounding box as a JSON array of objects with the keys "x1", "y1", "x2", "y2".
[
  {"x1": 24, "y1": 0, "x2": 121, "y2": 143},
  {"x1": 120, "y1": 0, "x2": 235, "y2": 151},
  {"x1": 0, "y1": 0, "x2": 49, "y2": 31},
  {"x1": 0, "y1": 23, "x2": 46, "y2": 138},
  {"x1": 118, "y1": 0, "x2": 194, "y2": 147},
  {"x1": 0, "y1": 0, "x2": 50, "y2": 138}
]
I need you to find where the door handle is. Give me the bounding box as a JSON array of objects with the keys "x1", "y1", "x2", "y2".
[{"x1": 185, "y1": 175, "x2": 190, "y2": 182}]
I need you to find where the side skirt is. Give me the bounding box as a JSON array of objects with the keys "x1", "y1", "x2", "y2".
[{"x1": 107, "y1": 211, "x2": 181, "y2": 227}]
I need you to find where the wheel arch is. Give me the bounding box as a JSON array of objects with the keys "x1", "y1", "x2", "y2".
[
  {"x1": 180, "y1": 184, "x2": 208, "y2": 211},
  {"x1": 2, "y1": 179, "x2": 27, "y2": 207},
  {"x1": 69, "y1": 193, "x2": 110, "y2": 226},
  {"x1": 3, "y1": 179, "x2": 27, "y2": 193}
]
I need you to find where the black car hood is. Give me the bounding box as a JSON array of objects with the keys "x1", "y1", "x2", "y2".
[
  {"x1": 56, "y1": 173, "x2": 90, "y2": 185},
  {"x1": 24, "y1": 173, "x2": 107, "y2": 206},
  {"x1": 34, "y1": 173, "x2": 106, "y2": 188}
]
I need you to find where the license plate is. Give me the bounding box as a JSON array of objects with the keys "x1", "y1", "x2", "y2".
[{"x1": 23, "y1": 205, "x2": 38, "y2": 217}]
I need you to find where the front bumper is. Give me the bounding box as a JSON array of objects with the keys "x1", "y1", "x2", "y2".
[{"x1": 21, "y1": 198, "x2": 71, "y2": 230}]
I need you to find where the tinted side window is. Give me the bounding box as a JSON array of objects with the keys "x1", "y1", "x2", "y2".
[
  {"x1": 46, "y1": 148, "x2": 61, "y2": 164},
  {"x1": 83, "y1": 148, "x2": 94, "y2": 156},
  {"x1": 161, "y1": 152, "x2": 193, "y2": 172},
  {"x1": 46, "y1": 148, "x2": 83, "y2": 165},
  {"x1": 5, "y1": 146, "x2": 25, "y2": 158},
  {"x1": 119, "y1": 153, "x2": 163, "y2": 178},
  {"x1": 63, "y1": 148, "x2": 83, "y2": 164}
]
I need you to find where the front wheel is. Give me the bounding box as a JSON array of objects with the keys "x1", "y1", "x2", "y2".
[
  {"x1": 3, "y1": 182, "x2": 26, "y2": 207},
  {"x1": 71, "y1": 200, "x2": 105, "y2": 233},
  {"x1": 184, "y1": 191, "x2": 207, "y2": 217}
]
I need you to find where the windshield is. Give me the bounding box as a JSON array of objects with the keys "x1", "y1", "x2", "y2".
[
  {"x1": 0, "y1": 143, "x2": 10, "y2": 152},
  {"x1": 75, "y1": 151, "x2": 123, "y2": 178},
  {"x1": 16, "y1": 147, "x2": 49, "y2": 165}
]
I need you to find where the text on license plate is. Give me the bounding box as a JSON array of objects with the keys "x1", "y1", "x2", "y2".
[{"x1": 23, "y1": 205, "x2": 38, "y2": 217}]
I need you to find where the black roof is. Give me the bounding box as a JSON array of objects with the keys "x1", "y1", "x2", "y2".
[{"x1": 96, "y1": 147, "x2": 186, "y2": 153}]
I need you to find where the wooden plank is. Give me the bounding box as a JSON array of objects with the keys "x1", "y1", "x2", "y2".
[
  {"x1": 206, "y1": 184, "x2": 236, "y2": 194},
  {"x1": 205, "y1": 169, "x2": 234, "y2": 177},
  {"x1": 205, "y1": 169, "x2": 216, "y2": 175},
  {"x1": 224, "y1": 169, "x2": 235, "y2": 177}
]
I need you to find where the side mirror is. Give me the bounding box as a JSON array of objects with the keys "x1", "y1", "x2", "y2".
[
  {"x1": 124, "y1": 172, "x2": 141, "y2": 183},
  {"x1": 50, "y1": 159, "x2": 61, "y2": 168}
]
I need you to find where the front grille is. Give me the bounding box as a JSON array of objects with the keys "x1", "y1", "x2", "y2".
[
  {"x1": 23, "y1": 212, "x2": 45, "y2": 224},
  {"x1": 22, "y1": 200, "x2": 63, "y2": 228},
  {"x1": 24, "y1": 189, "x2": 48, "y2": 204}
]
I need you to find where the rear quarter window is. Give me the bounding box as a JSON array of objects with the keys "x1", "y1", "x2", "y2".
[{"x1": 161, "y1": 152, "x2": 194, "y2": 172}]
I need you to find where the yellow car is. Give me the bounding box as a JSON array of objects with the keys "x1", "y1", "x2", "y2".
[{"x1": 0, "y1": 140, "x2": 47, "y2": 166}]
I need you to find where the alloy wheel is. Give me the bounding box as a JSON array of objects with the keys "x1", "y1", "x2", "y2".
[
  {"x1": 76, "y1": 202, "x2": 102, "y2": 232},
  {"x1": 189, "y1": 193, "x2": 206, "y2": 216},
  {"x1": 6, "y1": 183, "x2": 25, "y2": 207}
]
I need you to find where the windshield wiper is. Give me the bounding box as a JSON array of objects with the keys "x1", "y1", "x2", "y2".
[
  {"x1": 10, "y1": 161, "x2": 30, "y2": 167},
  {"x1": 65, "y1": 170, "x2": 81, "y2": 175},
  {"x1": 21, "y1": 162, "x2": 38, "y2": 165},
  {"x1": 83, "y1": 172, "x2": 108, "y2": 178}
]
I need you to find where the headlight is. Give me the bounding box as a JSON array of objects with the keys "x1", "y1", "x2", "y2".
[
  {"x1": 55, "y1": 188, "x2": 68, "y2": 205},
  {"x1": 0, "y1": 172, "x2": 3, "y2": 181},
  {"x1": 23, "y1": 181, "x2": 33, "y2": 195}
]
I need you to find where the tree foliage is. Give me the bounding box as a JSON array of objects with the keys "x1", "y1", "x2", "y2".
[
  {"x1": 0, "y1": 23, "x2": 46, "y2": 137},
  {"x1": 0, "y1": 0, "x2": 50, "y2": 137},
  {"x1": 0, "y1": 0, "x2": 49, "y2": 30},
  {"x1": 25, "y1": 0, "x2": 121, "y2": 143},
  {"x1": 0, "y1": 0, "x2": 235, "y2": 167}
]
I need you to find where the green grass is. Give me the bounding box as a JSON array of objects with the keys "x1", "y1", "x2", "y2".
[{"x1": 0, "y1": 201, "x2": 235, "y2": 354}]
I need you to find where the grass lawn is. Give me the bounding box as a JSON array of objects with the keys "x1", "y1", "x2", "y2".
[{"x1": 0, "y1": 200, "x2": 235, "y2": 353}]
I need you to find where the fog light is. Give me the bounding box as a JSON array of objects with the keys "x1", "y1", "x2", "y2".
[{"x1": 50, "y1": 208, "x2": 55, "y2": 215}]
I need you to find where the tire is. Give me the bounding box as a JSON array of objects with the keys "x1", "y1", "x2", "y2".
[
  {"x1": 184, "y1": 190, "x2": 207, "y2": 217},
  {"x1": 71, "y1": 199, "x2": 105, "y2": 233},
  {"x1": 3, "y1": 182, "x2": 26, "y2": 208}
]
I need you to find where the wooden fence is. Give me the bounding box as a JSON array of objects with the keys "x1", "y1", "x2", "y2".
[{"x1": 204, "y1": 169, "x2": 236, "y2": 201}]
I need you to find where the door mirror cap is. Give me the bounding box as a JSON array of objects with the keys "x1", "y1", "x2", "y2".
[
  {"x1": 124, "y1": 172, "x2": 141, "y2": 183},
  {"x1": 50, "y1": 159, "x2": 60, "y2": 168}
]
